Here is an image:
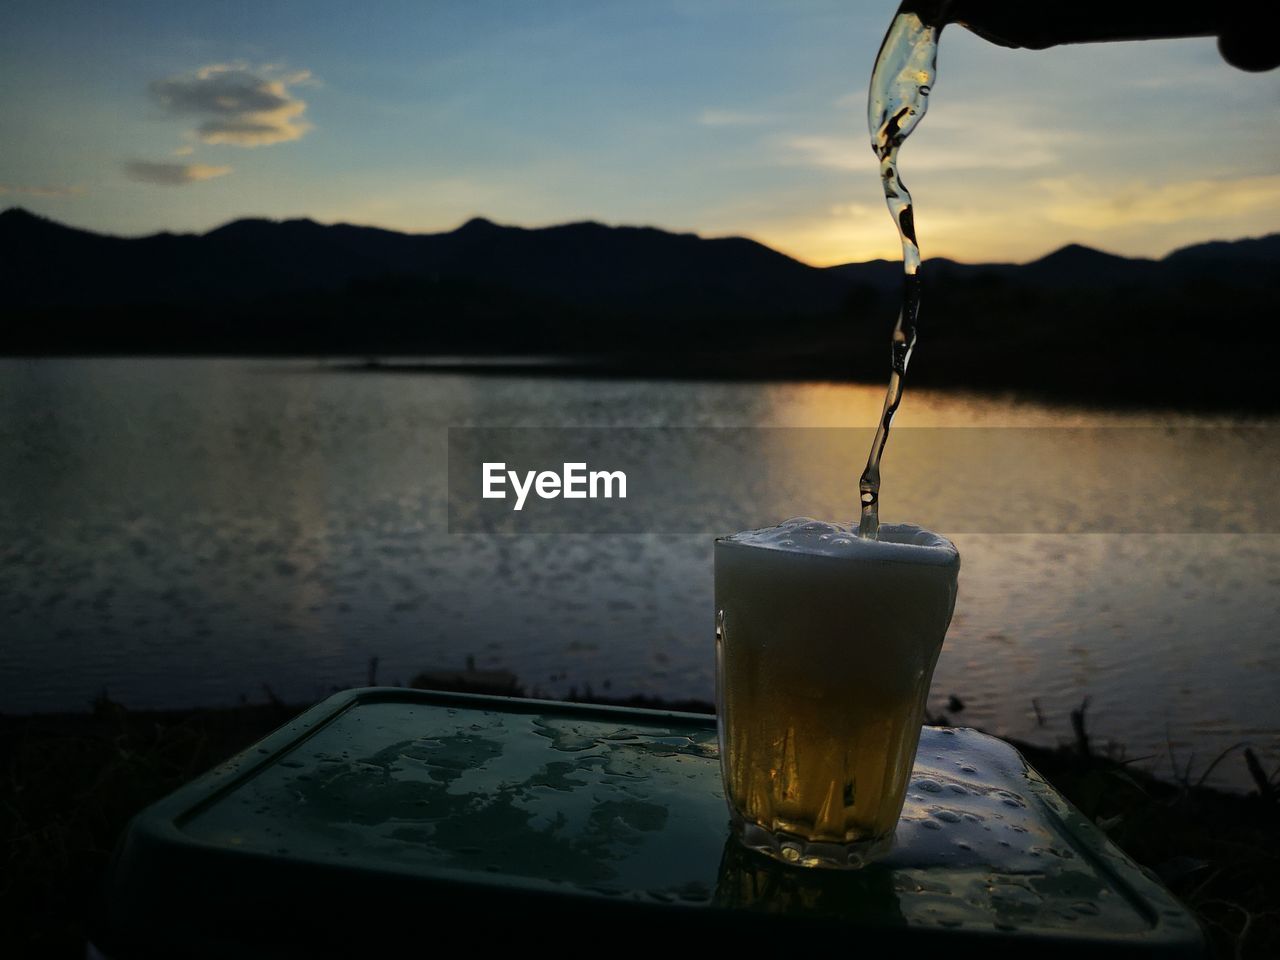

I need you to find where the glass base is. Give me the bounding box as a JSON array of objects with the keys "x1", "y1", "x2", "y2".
[{"x1": 732, "y1": 816, "x2": 893, "y2": 870}]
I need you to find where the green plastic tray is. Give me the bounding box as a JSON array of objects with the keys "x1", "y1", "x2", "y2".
[{"x1": 94, "y1": 688, "x2": 1205, "y2": 956}]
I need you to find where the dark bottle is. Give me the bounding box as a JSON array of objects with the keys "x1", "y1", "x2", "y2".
[{"x1": 896, "y1": 0, "x2": 1279, "y2": 72}]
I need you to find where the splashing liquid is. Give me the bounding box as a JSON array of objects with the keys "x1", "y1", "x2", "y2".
[{"x1": 858, "y1": 10, "x2": 939, "y2": 540}]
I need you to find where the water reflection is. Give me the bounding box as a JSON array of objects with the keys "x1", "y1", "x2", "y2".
[
  {"x1": 186, "y1": 703, "x2": 725, "y2": 895},
  {"x1": 0, "y1": 359, "x2": 1276, "y2": 791},
  {"x1": 714, "y1": 839, "x2": 906, "y2": 924},
  {"x1": 182, "y1": 702, "x2": 1178, "y2": 935}
]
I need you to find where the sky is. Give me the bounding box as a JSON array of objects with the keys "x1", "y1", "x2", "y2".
[{"x1": 1, "y1": 0, "x2": 1277, "y2": 266}]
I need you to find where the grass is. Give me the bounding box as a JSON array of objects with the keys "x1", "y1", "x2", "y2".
[
  {"x1": 1006, "y1": 734, "x2": 1279, "y2": 959},
  {"x1": 2, "y1": 687, "x2": 1276, "y2": 957},
  {"x1": 1, "y1": 693, "x2": 301, "y2": 956}
]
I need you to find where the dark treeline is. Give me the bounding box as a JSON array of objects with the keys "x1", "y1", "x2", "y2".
[{"x1": 3, "y1": 207, "x2": 1277, "y2": 408}]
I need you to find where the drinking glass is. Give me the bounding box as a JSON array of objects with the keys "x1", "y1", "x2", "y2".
[{"x1": 714, "y1": 520, "x2": 960, "y2": 868}]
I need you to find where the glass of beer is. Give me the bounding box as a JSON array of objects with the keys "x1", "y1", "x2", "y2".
[{"x1": 714, "y1": 517, "x2": 960, "y2": 868}]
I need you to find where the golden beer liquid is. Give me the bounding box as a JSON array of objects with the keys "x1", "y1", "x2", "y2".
[{"x1": 718, "y1": 641, "x2": 929, "y2": 843}]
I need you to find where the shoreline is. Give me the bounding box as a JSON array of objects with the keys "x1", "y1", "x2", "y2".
[{"x1": 3, "y1": 352, "x2": 1279, "y2": 414}]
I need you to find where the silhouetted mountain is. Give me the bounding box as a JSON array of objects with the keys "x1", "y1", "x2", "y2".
[
  {"x1": 1163, "y1": 233, "x2": 1280, "y2": 265},
  {"x1": 1019, "y1": 243, "x2": 1158, "y2": 287},
  {"x1": 2, "y1": 208, "x2": 1277, "y2": 407},
  {"x1": 0, "y1": 207, "x2": 848, "y2": 316}
]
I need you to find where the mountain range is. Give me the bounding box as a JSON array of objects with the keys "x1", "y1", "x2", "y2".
[{"x1": 2, "y1": 207, "x2": 1277, "y2": 406}]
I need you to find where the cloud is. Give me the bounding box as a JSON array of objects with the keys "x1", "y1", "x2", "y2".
[
  {"x1": 698, "y1": 109, "x2": 772, "y2": 127},
  {"x1": 1038, "y1": 174, "x2": 1280, "y2": 229},
  {"x1": 778, "y1": 135, "x2": 872, "y2": 171},
  {"x1": 0, "y1": 183, "x2": 84, "y2": 198},
  {"x1": 781, "y1": 100, "x2": 1074, "y2": 174},
  {"x1": 149, "y1": 64, "x2": 313, "y2": 147},
  {"x1": 123, "y1": 161, "x2": 233, "y2": 186},
  {"x1": 781, "y1": 132, "x2": 1058, "y2": 174}
]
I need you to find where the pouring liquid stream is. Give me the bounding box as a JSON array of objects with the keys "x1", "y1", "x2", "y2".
[{"x1": 858, "y1": 10, "x2": 939, "y2": 540}]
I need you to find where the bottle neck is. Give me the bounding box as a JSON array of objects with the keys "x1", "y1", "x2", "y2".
[{"x1": 897, "y1": 1, "x2": 1222, "y2": 47}]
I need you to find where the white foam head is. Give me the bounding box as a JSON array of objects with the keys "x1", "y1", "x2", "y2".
[
  {"x1": 715, "y1": 516, "x2": 961, "y2": 713},
  {"x1": 720, "y1": 517, "x2": 957, "y2": 566}
]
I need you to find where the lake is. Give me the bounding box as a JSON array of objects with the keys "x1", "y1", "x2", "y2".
[{"x1": 1, "y1": 358, "x2": 1277, "y2": 792}]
